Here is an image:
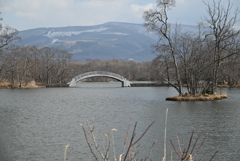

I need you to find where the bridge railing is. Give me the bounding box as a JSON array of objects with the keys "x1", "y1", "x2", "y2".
[{"x1": 74, "y1": 71, "x2": 125, "y2": 81}]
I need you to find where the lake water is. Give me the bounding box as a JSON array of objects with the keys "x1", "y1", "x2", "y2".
[{"x1": 0, "y1": 82, "x2": 239, "y2": 161}]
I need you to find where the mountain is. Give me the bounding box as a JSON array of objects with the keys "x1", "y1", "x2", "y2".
[{"x1": 16, "y1": 22, "x2": 196, "y2": 61}]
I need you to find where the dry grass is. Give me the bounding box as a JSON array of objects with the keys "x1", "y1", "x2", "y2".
[
  {"x1": 0, "y1": 80, "x2": 11, "y2": 88},
  {"x1": 80, "y1": 120, "x2": 156, "y2": 161},
  {"x1": 166, "y1": 94, "x2": 227, "y2": 101},
  {"x1": 24, "y1": 80, "x2": 44, "y2": 88},
  {"x1": 0, "y1": 80, "x2": 46, "y2": 88},
  {"x1": 76, "y1": 109, "x2": 218, "y2": 161}
]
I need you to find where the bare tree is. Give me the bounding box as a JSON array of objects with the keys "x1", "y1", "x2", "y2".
[
  {"x1": 0, "y1": 25, "x2": 20, "y2": 49},
  {"x1": 0, "y1": 13, "x2": 20, "y2": 84},
  {"x1": 143, "y1": 0, "x2": 183, "y2": 95},
  {"x1": 201, "y1": 0, "x2": 240, "y2": 94},
  {"x1": 0, "y1": 12, "x2": 20, "y2": 49}
]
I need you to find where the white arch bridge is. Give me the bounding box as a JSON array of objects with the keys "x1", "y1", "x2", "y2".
[{"x1": 69, "y1": 71, "x2": 131, "y2": 87}]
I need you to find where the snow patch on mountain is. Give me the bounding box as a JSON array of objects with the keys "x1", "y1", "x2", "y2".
[
  {"x1": 44, "y1": 28, "x2": 108, "y2": 38},
  {"x1": 52, "y1": 39, "x2": 58, "y2": 43},
  {"x1": 102, "y1": 32, "x2": 129, "y2": 36}
]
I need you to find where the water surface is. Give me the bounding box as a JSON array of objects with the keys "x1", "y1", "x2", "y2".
[{"x1": 0, "y1": 82, "x2": 239, "y2": 160}]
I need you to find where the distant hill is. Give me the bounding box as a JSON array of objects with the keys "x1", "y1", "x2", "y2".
[{"x1": 16, "y1": 22, "x2": 196, "y2": 61}]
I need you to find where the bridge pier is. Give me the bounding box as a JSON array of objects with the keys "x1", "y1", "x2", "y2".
[
  {"x1": 122, "y1": 79, "x2": 131, "y2": 87},
  {"x1": 69, "y1": 78, "x2": 77, "y2": 87}
]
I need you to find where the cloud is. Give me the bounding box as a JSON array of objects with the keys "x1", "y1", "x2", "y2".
[
  {"x1": 0, "y1": 0, "x2": 153, "y2": 30},
  {"x1": 15, "y1": 12, "x2": 37, "y2": 19},
  {"x1": 130, "y1": 3, "x2": 155, "y2": 19},
  {"x1": 131, "y1": 3, "x2": 155, "y2": 12},
  {"x1": 1, "y1": 0, "x2": 239, "y2": 30}
]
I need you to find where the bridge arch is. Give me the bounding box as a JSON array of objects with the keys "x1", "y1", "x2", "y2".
[{"x1": 69, "y1": 71, "x2": 131, "y2": 87}]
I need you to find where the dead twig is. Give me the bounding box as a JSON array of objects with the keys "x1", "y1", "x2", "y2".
[
  {"x1": 123, "y1": 122, "x2": 138, "y2": 161},
  {"x1": 162, "y1": 108, "x2": 168, "y2": 161},
  {"x1": 171, "y1": 130, "x2": 217, "y2": 161},
  {"x1": 132, "y1": 121, "x2": 155, "y2": 146},
  {"x1": 209, "y1": 150, "x2": 218, "y2": 161},
  {"x1": 81, "y1": 124, "x2": 99, "y2": 161}
]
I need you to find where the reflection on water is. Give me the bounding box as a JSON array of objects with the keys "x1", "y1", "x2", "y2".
[{"x1": 0, "y1": 83, "x2": 240, "y2": 160}]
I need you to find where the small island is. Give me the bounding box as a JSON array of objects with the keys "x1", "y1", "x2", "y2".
[{"x1": 166, "y1": 93, "x2": 227, "y2": 101}]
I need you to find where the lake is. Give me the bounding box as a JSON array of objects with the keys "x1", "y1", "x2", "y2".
[{"x1": 0, "y1": 82, "x2": 239, "y2": 161}]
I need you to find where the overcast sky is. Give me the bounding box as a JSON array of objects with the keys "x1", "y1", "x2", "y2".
[{"x1": 0, "y1": 0, "x2": 239, "y2": 31}]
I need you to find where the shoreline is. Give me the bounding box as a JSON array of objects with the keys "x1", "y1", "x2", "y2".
[
  {"x1": 1, "y1": 81, "x2": 240, "y2": 90},
  {"x1": 0, "y1": 83, "x2": 69, "y2": 89}
]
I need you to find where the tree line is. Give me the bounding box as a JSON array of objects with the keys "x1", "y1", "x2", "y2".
[{"x1": 0, "y1": 45, "x2": 72, "y2": 87}]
